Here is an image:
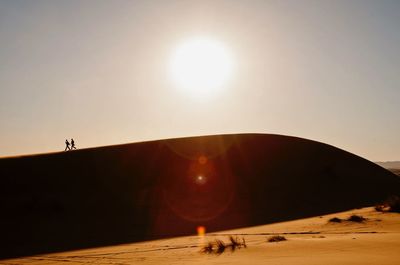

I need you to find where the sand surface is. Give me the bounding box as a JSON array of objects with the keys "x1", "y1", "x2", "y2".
[
  {"x1": 2, "y1": 207, "x2": 399, "y2": 265},
  {"x1": 2, "y1": 134, "x2": 399, "y2": 258}
]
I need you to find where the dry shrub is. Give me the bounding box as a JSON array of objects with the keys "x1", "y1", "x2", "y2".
[
  {"x1": 347, "y1": 215, "x2": 366, "y2": 223},
  {"x1": 214, "y1": 239, "x2": 226, "y2": 254},
  {"x1": 201, "y1": 236, "x2": 247, "y2": 255},
  {"x1": 202, "y1": 242, "x2": 214, "y2": 254},
  {"x1": 328, "y1": 217, "x2": 342, "y2": 223},
  {"x1": 229, "y1": 236, "x2": 247, "y2": 251},
  {"x1": 267, "y1": 235, "x2": 287, "y2": 242},
  {"x1": 328, "y1": 215, "x2": 366, "y2": 224}
]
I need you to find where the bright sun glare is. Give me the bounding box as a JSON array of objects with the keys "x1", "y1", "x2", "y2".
[{"x1": 169, "y1": 37, "x2": 234, "y2": 98}]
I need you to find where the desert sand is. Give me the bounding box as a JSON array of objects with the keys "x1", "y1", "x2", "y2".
[
  {"x1": 0, "y1": 134, "x2": 399, "y2": 261},
  {"x1": 2, "y1": 206, "x2": 399, "y2": 265}
]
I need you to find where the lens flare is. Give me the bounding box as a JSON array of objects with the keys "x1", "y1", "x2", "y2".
[
  {"x1": 195, "y1": 174, "x2": 206, "y2": 185},
  {"x1": 197, "y1": 226, "x2": 206, "y2": 236},
  {"x1": 162, "y1": 150, "x2": 235, "y2": 222}
]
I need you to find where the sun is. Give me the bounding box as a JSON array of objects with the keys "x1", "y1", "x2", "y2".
[{"x1": 169, "y1": 37, "x2": 234, "y2": 98}]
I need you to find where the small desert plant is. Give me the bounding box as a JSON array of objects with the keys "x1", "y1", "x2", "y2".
[
  {"x1": 328, "y1": 217, "x2": 342, "y2": 223},
  {"x1": 242, "y1": 237, "x2": 247, "y2": 248},
  {"x1": 201, "y1": 236, "x2": 247, "y2": 255},
  {"x1": 229, "y1": 236, "x2": 238, "y2": 251},
  {"x1": 267, "y1": 235, "x2": 287, "y2": 242},
  {"x1": 215, "y1": 239, "x2": 226, "y2": 254},
  {"x1": 228, "y1": 236, "x2": 247, "y2": 250},
  {"x1": 347, "y1": 215, "x2": 366, "y2": 223},
  {"x1": 201, "y1": 242, "x2": 214, "y2": 254}
]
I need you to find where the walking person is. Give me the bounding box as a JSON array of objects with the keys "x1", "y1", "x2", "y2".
[
  {"x1": 65, "y1": 139, "x2": 71, "y2": 151},
  {"x1": 71, "y1": 138, "x2": 77, "y2": 150}
]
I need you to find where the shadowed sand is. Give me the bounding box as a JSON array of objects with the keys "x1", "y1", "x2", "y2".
[
  {"x1": 0, "y1": 133, "x2": 399, "y2": 259},
  {"x1": 2, "y1": 207, "x2": 400, "y2": 264}
]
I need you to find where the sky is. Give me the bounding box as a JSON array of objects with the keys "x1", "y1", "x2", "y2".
[{"x1": 0, "y1": 0, "x2": 399, "y2": 161}]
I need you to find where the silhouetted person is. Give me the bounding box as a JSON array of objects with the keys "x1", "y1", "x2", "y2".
[
  {"x1": 71, "y1": 138, "x2": 76, "y2": 150},
  {"x1": 65, "y1": 139, "x2": 71, "y2": 151}
]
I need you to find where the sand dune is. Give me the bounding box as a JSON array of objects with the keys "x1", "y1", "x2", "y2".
[
  {"x1": 387, "y1": 168, "x2": 400, "y2": 176},
  {"x1": 0, "y1": 133, "x2": 399, "y2": 259},
  {"x1": 376, "y1": 161, "x2": 400, "y2": 169},
  {"x1": 2, "y1": 207, "x2": 400, "y2": 264}
]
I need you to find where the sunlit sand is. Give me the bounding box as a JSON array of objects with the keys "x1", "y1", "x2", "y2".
[{"x1": 3, "y1": 207, "x2": 400, "y2": 265}]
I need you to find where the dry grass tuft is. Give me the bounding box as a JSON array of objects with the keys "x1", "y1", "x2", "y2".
[
  {"x1": 328, "y1": 217, "x2": 342, "y2": 223},
  {"x1": 267, "y1": 235, "x2": 287, "y2": 242},
  {"x1": 328, "y1": 215, "x2": 367, "y2": 224},
  {"x1": 347, "y1": 215, "x2": 366, "y2": 223},
  {"x1": 201, "y1": 242, "x2": 214, "y2": 254},
  {"x1": 229, "y1": 236, "x2": 247, "y2": 250},
  {"x1": 215, "y1": 239, "x2": 226, "y2": 254},
  {"x1": 201, "y1": 236, "x2": 247, "y2": 255}
]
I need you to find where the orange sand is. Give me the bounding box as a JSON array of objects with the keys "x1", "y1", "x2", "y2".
[{"x1": 3, "y1": 207, "x2": 399, "y2": 265}]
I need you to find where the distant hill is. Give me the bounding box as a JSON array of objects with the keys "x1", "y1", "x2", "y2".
[
  {"x1": 389, "y1": 169, "x2": 400, "y2": 176},
  {"x1": 376, "y1": 161, "x2": 400, "y2": 169},
  {"x1": 1, "y1": 133, "x2": 399, "y2": 259}
]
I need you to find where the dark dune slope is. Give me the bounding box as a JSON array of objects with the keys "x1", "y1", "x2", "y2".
[{"x1": 0, "y1": 133, "x2": 399, "y2": 259}]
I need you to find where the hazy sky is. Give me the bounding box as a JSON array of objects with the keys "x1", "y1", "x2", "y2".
[{"x1": 0, "y1": 0, "x2": 399, "y2": 161}]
